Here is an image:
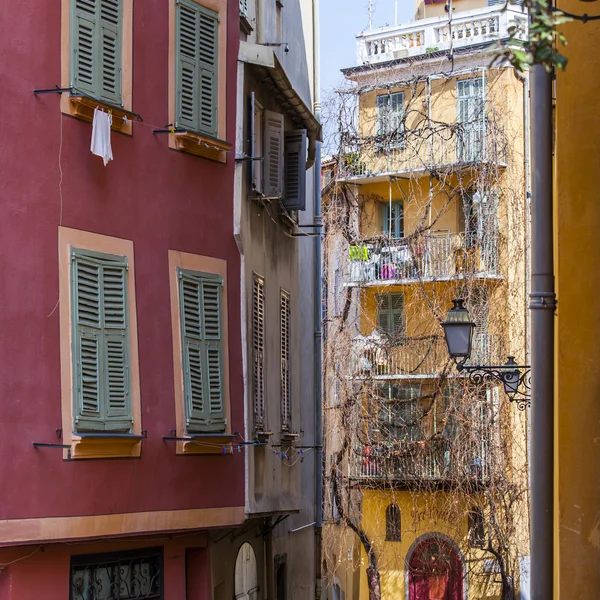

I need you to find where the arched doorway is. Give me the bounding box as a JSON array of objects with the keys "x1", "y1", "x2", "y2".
[
  {"x1": 235, "y1": 543, "x2": 258, "y2": 600},
  {"x1": 408, "y1": 537, "x2": 463, "y2": 600}
]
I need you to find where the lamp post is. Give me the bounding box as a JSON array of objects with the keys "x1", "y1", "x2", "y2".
[{"x1": 441, "y1": 298, "x2": 531, "y2": 410}]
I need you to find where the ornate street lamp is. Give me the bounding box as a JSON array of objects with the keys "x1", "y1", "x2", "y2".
[{"x1": 441, "y1": 298, "x2": 531, "y2": 409}]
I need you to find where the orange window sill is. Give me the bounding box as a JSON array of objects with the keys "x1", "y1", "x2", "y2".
[
  {"x1": 67, "y1": 434, "x2": 143, "y2": 460},
  {"x1": 60, "y1": 94, "x2": 134, "y2": 136},
  {"x1": 171, "y1": 130, "x2": 231, "y2": 163}
]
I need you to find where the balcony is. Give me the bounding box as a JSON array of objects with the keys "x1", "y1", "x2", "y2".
[
  {"x1": 355, "y1": 5, "x2": 528, "y2": 67},
  {"x1": 338, "y1": 121, "x2": 507, "y2": 183},
  {"x1": 352, "y1": 332, "x2": 503, "y2": 379},
  {"x1": 350, "y1": 437, "x2": 500, "y2": 486},
  {"x1": 347, "y1": 233, "x2": 500, "y2": 287}
]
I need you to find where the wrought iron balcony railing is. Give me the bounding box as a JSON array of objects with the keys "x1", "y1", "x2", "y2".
[
  {"x1": 347, "y1": 233, "x2": 500, "y2": 286},
  {"x1": 352, "y1": 333, "x2": 503, "y2": 379},
  {"x1": 351, "y1": 437, "x2": 500, "y2": 484},
  {"x1": 338, "y1": 121, "x2": 507, "y2": 182},
  {"x1": 355, "y1": 5, "x2": 527, "y2": 66}
]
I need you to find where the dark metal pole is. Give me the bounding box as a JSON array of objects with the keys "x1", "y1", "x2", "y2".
[
  {"x1": 313, "y1": 1, "x2": 323, "y2": 598},
  {"x1": 529, "y1": 63, "x2": 556, "y2": 598}
]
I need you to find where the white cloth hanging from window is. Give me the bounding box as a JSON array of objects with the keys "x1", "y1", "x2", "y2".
[{"x1": 90, "y1": 107, "x2": 113, "y2": 166}]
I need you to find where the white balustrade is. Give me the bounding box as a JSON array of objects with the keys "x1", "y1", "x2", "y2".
[{"x1": 356, "y1": 5, "x2": 527, "y2": 66}]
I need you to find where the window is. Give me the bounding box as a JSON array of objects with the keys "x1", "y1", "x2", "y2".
[
  {"x1": 70, "y1": 547, "x2": 163, "y2": 600},
  {"x1": 457, "y1": 78, "x2": 485, "y2": 162},
  {"x1": 376, "y1": 92, "x2": 404, "y2": 148},
  {"x1": 169, "y1": 0, "x2": 230, "y2": 160},
  {"x1": 377, "y1": 384, "x2": 422, "y2": 442},
  {"x1": 62, "y1": 0, "x2": 133, "y2": 132},
  {"x1": 280, "y1": 290, "x2": 291, "y2": 430},
  {"x1": 71, "y1": 248, "x2": 132, "y2": 433},
  {"x1": 60, "y1": 228, "x2": 142, "y2": 459},
  {"x1": 385, "y1": 504, "x2": 401, "y2": 541},
  {"x1": 175, "y1": 0, "x2": 219, "y2": 137},
  {"x1": 257, "y1": 107, "x2": 308, "y2": 210},
  {"x1": 382, "y1": 201, "x2": 404, "y2": 239},
  {"x1": 376, "y1": 292, "x2": 405, "y2": 338},
  {"x1": 178, "y1": 268, "x2": 226, "y2": 433},
  {"x1": 468, "y1": 507, "x2": 485, "y2": 546},
  {"x1": 71, "y1": 0, "x2": 123, "y2": 105},
  {"x1": 253, "y1": 274, "x2": 265, "y2": 429}
]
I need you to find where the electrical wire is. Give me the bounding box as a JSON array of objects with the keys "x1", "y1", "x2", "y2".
[{"x1": 0, "y1": 546, "x2": 43, "y2": 567}]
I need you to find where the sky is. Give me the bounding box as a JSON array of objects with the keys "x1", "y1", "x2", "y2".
[
  {"x1": 320, "y1": 0, "x2": 414, "y2": 95},
  {"x1": 319, "y1": 0, "x2": 414, "y2": 152}
]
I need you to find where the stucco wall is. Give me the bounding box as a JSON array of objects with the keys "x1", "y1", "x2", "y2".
[
  {"x1": 555, "y1": 1, "x2": 600, "y2": 595},
  {"x1": 0, "y1": 0, "x2": 244, "y2": 524}
]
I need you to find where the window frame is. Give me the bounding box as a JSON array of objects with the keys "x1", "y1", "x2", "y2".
[
  {"x1": 59, "y1": 227, "x2": 142, "y2": 460},
  {"x1": 60, "y1": 0, "x2": 134, "y2": 134},
  {"x1": 168, "y1": 250, "x2": 231, "y2": 454},
  {"x1": 382, "y1": 200, "x2": 404, "y2": 239}
]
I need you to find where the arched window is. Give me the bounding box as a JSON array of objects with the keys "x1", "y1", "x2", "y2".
[
  {"x1": 385, "y1": 504, "x2": 401, "y2": 541},
  {"x1": 468, "y1": 507, "x2": 485, "y2": 547}
]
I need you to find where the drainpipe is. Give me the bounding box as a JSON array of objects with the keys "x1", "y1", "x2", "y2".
[
  {"x1": 529, "y1": 64, "x2": 555, "y2": 600},
  {"x1": 313, "y1": 0, "x2": 323, "y2": 599}
]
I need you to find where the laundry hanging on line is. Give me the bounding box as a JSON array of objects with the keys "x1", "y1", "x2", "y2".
[{"x1": 90, "y1": 107, "x2": 113, "y2": 166}]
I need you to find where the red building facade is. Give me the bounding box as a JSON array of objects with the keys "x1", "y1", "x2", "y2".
[{"x1": 0, "y1": 0, "x2": 245, "y2": 596}]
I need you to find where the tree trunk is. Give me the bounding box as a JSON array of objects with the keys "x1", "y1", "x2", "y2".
[{"x1": 367, "y1": 567, "x2": 381, "y2": 600}]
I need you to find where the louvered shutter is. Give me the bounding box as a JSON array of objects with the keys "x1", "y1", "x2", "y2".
[
  {"x1": 202, "y1": 279, "x2": 225, "y2": 429},
  {"x1": 71, "y1": 0, "x2": 122, "y2": 104},
  {"x1": 176, "y1": 0, "x2": 219, "y2": 137},
  {"x1": 252, "y1": 275, "x2": 265, "y2": 428},
  {"x1": 283, "y1": 130, "x2": 308, "y2": 210},
  {"x1": 99, "y1": 0, "x2": 122, "y2": 105},
  {"x1": 376, "y1": 294, "x2": 389, "y2": 333},
  {"x1": 390, "y1": 293, "x2": 405, "y2": 337},
  {"x1": 102, "y1": 262, "x2": 131, "y2": 429},
  {"x1": 72, "y1": 249, "x2": 131, "y2": 432},
  {"x1": 280, "y1": 290, "x2": 291, "y2": 430},
  {"x1": 72, "y1": 0, "x2": 98, "y2": 97},
  {"x1": 179, "y1": 269, "x2": 226, "y2": 433},
  {"x1": 263, "y1": 111, "x2": 284, "y2": 197}
]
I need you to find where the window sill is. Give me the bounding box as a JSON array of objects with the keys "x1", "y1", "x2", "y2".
[
  {"x1": 170, "y1": 130, "x2": 231, "y2": 163},
  {"x1": 60, "y1": 94, "x2": 134, "y2": 136},
  {"x1": 177, "y1": 433, "x2": 235, "y2": 455},
  {"x1": 68, "y1": 433, "x2": 143, "y2": 460}
]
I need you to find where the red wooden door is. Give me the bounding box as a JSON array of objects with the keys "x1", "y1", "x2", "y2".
[{"x1": 408, "y1": 539, "x2": 463, "y2": 600}]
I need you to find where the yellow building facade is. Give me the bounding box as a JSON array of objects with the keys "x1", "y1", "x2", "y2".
[
  {"x1": 323, "y1": 1, "x2": 530, "y2": 599},
  {"x1": 554, "y1": 0, "x2": 600, "y2": 596}
]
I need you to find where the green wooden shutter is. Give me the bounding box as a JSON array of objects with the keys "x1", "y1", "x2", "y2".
[
  {"x1": 179, "y1": 269, "x2": 225, "y2": 433},
  {"x1": 198, "y1": 6, "x2": 218, "y2": 136},
  {"x1": 176, "y1": 0, "x2": 219, "y2": 136},
  {"x1": 72, "y1": 0, "x2": 98, "y2": 96},
  {"x1": 102, "y1": 263, "x2": 131, "y2": 429},
  {"x1": 376, "y1": 293, "x2": 404, "y2": 336},
  {"x1": 390, "y1": 293, "x2": 405, "y2": 337},
  {"x1": 202, "y1": 279, "x2": 225, "y2": 429},
  {"x1": 99, "y1": 0, "x2": 123, "y2": 105},
  {"x1": 376, "y1": 293, "x2": 389, "y2": 333},
  {"x1": 71, "y1": 0, "x2": 122, "y2": 104},
  {"x1": 72, "y1": 249, "x2": 131, "y2": 433}
]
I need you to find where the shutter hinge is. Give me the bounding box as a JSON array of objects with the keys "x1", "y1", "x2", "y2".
[{"x1": 224, "y1": 418, "x2": 228, "y2": 425}]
